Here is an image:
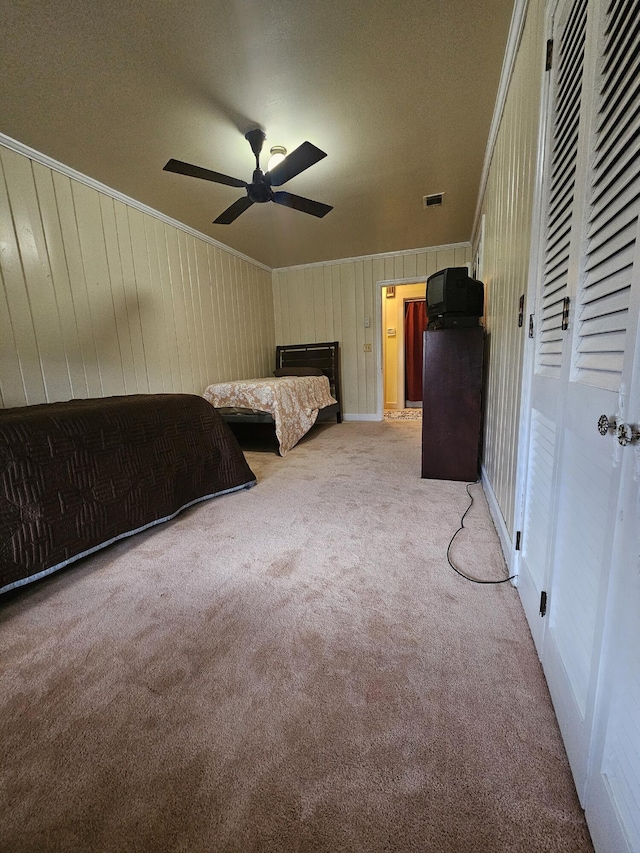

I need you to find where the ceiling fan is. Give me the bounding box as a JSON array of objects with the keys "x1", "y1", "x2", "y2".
[{"x1": 163, "y1": 129, "x2": 333, "y2": 224}]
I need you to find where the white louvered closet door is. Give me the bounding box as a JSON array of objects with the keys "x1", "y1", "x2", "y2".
[
  {"x1": 520, "y1": 0, "x2": 640, "y2": 844},
  {"x1": 579, "y1": 1, "x2": 640, "y2": 848},
  {"x1": 518, "y1": 0, "x2": 589, "y2": 654}
]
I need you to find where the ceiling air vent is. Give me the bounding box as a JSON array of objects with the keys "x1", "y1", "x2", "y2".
[{"x1": 423, "y1": 192, "x2": 444, "y2": 208}]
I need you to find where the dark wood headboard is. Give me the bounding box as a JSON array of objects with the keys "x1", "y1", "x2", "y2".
[{"x1": 276, "y1": 341, "x2": 342, "y2": 417}]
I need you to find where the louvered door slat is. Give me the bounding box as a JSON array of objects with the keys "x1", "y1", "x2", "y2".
[
  {"x1": 593, "y1": 127, "x2": 640, "y2": 200},
  {"x1": 585, "y1": 219, "x2": 637, "y2": 270},
  {"x1": 587, "y1": 193, "x2": 638, "y2": 252},
  {"x1": 537, "y1": 0, "x2": 588, "y2": 375},
  {"x1": 580, "y1": 310, "x2": 628, "y2": 336},
  {"x1": 545, "y1": 247, "x2": 572, "y2": 281},
  {"x1": 574, "y1": 350, "x2": 625, "y2": 373},
  {"x1": 545, "y1": 245, "x2": 571, "y2": 281},
  {"x1": 549, "y1": 173, "x2": 578, "y2": 223},
  {"x1": 600, "y1": 33, "x2": 640, "y2": 125},
  {"x1": 553, "y1": 110, "x2": 581, "y2": 171},
  {"x1": 596, "y1": 49, "x2": 640, "y2": 135},
  {"x1": 575, "y1": 329, "x2": 627, "y2": 354},
  {"x1": 575, "y1": 0, "x2": 640, "y2": 390},
  {"x1": 542, "y1": 285, "x2": 570, "y2": 309},
  {"x1": 580, "y1": 270, "x2": 630, "y2": 308},
  {"x1": 601, "y1": 0, "x2": 636, "y2": 76},
  {"x1": 589, "y1": 173, "x2": 640, "y2": 230},
  {"x1": 584, "y1": 246, "x2": 635, "y2": 293}
]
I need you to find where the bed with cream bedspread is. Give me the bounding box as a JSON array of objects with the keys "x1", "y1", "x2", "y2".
[{"x1": 203, "y1": 375, "x2": 337, "y2": 455}]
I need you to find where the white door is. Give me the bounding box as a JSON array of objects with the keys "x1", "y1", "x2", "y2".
[
  {"x1": 585, "y1": 274, "x2": 640, "y2": 851},
  {"x1": 518, "y1": 0, "x2": 590, "y2": 655},
  {"x1": 519, "y1": 0, "x2": 640, "y2": 841}
]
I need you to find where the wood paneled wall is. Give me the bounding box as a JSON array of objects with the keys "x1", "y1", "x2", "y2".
[
  {"x1": 273, "y1": 245, "x2": 471, "y2": 416},
  {"x1": 0, "y1": 145, "x2": 274, "y2": 409},
  {"x1": 474, "y1": 0, "x2": 546, "y2": 537}
]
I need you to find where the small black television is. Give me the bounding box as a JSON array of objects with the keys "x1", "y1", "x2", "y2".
[{"x1": 426, "y1": 267, "x2": 484, "y2": 329}]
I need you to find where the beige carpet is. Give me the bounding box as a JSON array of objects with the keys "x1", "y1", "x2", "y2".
[{"x1": 0, "y1": 421, "x2": 593, "y2": 852}]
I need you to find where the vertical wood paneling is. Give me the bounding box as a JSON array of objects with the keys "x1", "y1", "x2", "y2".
[
  {"x1": 0, "y1": 268, "x2": 22, "y2": 407},
  {"x1": 156, "y1": 219, "x2": 182, "y2": 389},
  {"x1": 187, "y1": 234, "x2": 208, "y2": 391},
  {"x1": 52, "y1": 172, "x2": 103, "y2": 397},
  {"x1": 323, "y1": 266, "x2": 334, "y2": 339},
  {"x1": 474, "y1": 0, "x2": 546, "y2": 537},
  {"x1": 435, "y1": 247, "x2": 456, "y2": 270},
  {"x1": 340, "y1": 263, "x2": 358, "y2": 413},
  {"x1": 273, "y1": 244, "x2": 470, "y2": 415},
  {"x1": 354, "y1": 262, "x2": 366, "y2": 413},
  {"x1": 74, "y1": 182, "x2": 128, "y2": 396},
  {"x1": 1, "y1": 151, "x2": 59, "y2": 403},
  {"x1": 35, "y1": 164, "x2": 88, "y2": 398},
  {"x1": 213, "y1": 247, "x2": 232, "y2": 381},
  {"x1": 0, "y1": 144, "x2": 273, "y2": 408},
  {"x1": 99, "y1": 196, "x2": 138, "y2": 395},
  {"x1": 164, "y1": 223, "x2": 191, "y2": 391},
  {"x1": 113, "y1": 200, "x2": 149, "y2": 394},
  {"x1": 403, "y1": 253, "x2": 418, "y2": 279},
  {"x1": 331, "y1": 265, "x2": 343, "y2": 355},
  {"x1": 142, "y1": 214, "x2": 171, "y2": 392},
  {"x1": 128, "y1": 206, "x2": 163, "y2": 393},
  {"x1": 425, "y1": 251, "x2": 440, "y2": 279},
  {"x1": 363, "y1": 258, "x2": 375, "y2": 412}
]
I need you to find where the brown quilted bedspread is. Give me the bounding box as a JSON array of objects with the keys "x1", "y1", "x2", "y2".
[{"x1": 0, "y1": 394, "x2": 256, "y2": 594}]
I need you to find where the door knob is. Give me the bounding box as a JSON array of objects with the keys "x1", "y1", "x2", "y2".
[
  {"x1": 597, "y1": 414, "x2": 617, "y2": 436},
  {"x1": 617, "y1": 422, "x2": 640, "y2": 446}
]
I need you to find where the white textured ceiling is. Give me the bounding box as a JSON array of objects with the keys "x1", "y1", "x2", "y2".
[{"x1": 1, "y1": 0, "x2": 515, "y2": 269}]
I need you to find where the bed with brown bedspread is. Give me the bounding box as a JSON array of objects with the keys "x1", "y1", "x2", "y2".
[{"x1": 0, "y1": 394, "x2": 256, "y2": 595}]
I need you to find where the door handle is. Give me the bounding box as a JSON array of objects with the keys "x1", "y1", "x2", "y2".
[
  {"x1": 597, "y1": 414, "x2": 617, "y2": 436},
  {"x1": 617, "y1": 423, "x2": 640, "y2": 446}
]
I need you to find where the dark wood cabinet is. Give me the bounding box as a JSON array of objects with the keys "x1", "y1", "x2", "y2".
[{"x1": 421, "y1": 327, "x2": 485, "y2": 481}]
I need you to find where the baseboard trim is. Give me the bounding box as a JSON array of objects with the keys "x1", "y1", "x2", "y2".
[
  {"x1": 342, "y1": 414, "x2": 383, "y2": 422},
  {"x1": 480, "y1": 464, "x2": 517, "y2": 585}
]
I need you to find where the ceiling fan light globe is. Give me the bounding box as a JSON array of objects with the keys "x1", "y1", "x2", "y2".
[{"x1": 268, "y1": 146, "x2": 287, "y2": 172}]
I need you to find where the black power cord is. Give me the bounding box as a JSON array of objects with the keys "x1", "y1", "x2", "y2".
[{"x1": 446, "y1": 483, "x2": 516, "y2": 585}]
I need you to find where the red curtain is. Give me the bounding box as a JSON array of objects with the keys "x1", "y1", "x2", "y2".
[{"x1": 404, "y1": 300, "x2": 428, "y2": 402}]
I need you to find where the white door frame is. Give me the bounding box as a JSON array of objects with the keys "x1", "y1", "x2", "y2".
[
  {"x1": 375, "y1": 269, "x2": 471, "y2": 417},
  {"x1": 510, "y1": 0, "x2": 556, "y2": 642},
  {"x1": 374, "y1": 277, "x2": 427, "y2": 419}
]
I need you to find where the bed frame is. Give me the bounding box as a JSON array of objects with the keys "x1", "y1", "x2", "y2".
[{"x1": 219, "y1": 341, "x2": 342, "y2": 426}]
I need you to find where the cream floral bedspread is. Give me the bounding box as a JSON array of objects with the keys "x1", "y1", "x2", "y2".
[{"x1": 202, "y1": 375, "x2": 337, "y2": 455}]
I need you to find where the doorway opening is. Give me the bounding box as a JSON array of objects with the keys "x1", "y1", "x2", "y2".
[{"x1": 381, "y1": 282, "x2": 427, "y2": 418}]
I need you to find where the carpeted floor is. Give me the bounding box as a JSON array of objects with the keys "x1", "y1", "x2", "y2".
[{"x1": 0, "y1": 420, "x2": 592, "y2": 852}]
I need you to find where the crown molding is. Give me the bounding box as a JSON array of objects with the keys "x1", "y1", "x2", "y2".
[
  {"x1": 272, "y1": 241, "x2": 471, "y2": 273},
  {"x1": 0, "y1": 132, "x2": 271, "y2": 273}
]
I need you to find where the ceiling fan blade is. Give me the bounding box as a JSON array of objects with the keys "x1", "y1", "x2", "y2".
[
  {"x1": 213, "y1": 195, "x2": 254, "y2": 224},
  {"x1": 164, "y1": 158, "x2": 247, "y2": 188},
  {"x1": 266, "y1": 142, "x2": 327, "y2": 187},
  {"x1": 272, "y1": 192, "x2": 333, "y2": 218}
]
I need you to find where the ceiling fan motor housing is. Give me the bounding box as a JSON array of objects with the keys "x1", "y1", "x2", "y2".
[{"x1": 248, "y1": 171, "x2": 273, "y2": 203}]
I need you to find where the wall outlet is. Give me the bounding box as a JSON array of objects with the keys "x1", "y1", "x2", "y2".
[{"x1": 363, "y1": 343, "x2": 372, "y2": 352}]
